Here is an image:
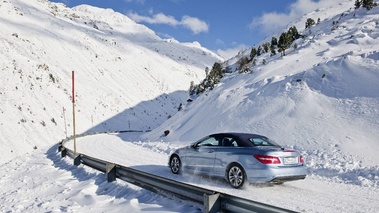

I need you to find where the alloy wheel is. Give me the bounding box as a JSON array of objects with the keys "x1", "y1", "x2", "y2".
[
  {"x1": 170, "y1": 155, "x2": 181, "y2": 174},
  {"x1": 228, "y1": 164, "x2": 245, "y2": 188}
]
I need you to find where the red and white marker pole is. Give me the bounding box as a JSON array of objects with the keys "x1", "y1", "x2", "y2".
[{"x1": 72, "y1": 71, "x2": 77, "y2": 158}]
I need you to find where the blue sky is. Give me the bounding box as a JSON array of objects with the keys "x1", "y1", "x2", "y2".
[{"x1": 50, "y1": 0, "x2": 347, "y2": 59}]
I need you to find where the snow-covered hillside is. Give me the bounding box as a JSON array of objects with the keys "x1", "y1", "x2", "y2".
[
  {"x1": 0, "y1": 0, "x2": 222, "y2": 164},
  {"x1": 144, "y1": 1, "x2": 379, "y2": 172},
  {"x1": 1, "y1": 0, "x2": 379, "y2": 212}
]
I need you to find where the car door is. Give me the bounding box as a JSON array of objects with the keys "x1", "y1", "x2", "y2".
[
  {"x1": 185, "y1": 136, "x2": 219, "y2": 173},
  {"x1": 212, "y1": 136, "x2": 239, "y2": 176}
]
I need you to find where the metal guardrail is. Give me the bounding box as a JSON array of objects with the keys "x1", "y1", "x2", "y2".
[{"x1": 58, "y1": 132, "x2": 298, "y2": 213}]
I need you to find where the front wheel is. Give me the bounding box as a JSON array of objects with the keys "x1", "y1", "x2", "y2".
[
  {"x1": 170, "y1": 155, "x2": 181, "y2": 174},
  {"x1": 227, "y1": 163, "x2": 245, "y2": 189}
]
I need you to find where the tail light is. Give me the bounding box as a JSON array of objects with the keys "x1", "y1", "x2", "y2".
[
  {"x1": 254, "y1": 155, "x2": 281, "y2": 164},
  {"x1": 300, "y1": 155, "x2": 304, "y2": 164}
]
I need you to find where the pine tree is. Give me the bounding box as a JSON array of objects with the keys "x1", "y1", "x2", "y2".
[
  {"x1": 196, "y1": 83, "x2": 205, "y2": 94},
  {"x1": 250, "y1": 48, "x2": 257, "y2": 60},
  {"x1": 362, "y1": 0, "x2": 377, "y2": 10},
  {"x1": 305, "y1": 18, "x2": 316, "y2": 29},
  {"x1": 271, "y1": 36, "x2": 278, "y2": 47},
  {"x1": 288, "y1": 26, "x2": 300, "y2": 41},
  {"x1": 262, "y1": 42, "x2": 270, "y2": 53},
  {"x1": 194, "y1": 63, "x2": 224, "y2": 94},
  {"x1": 257, "y1": 45, "x2": 262, "y2": 56},
  {"x1": 278, "y1": 32, "x2": 292, "y2": 56},
  {"x1": 237, "y1": 56, "x2": 249, "y2": 72},
  {"x1": 212, "y1": 62, "x2": 223, "y2": 80},
  {"x1": 205, "y1": 62, "x2": 223, "y2": 89},
  {"x1": 270, "y1": 44, "x2": 276, "y2": 56}
]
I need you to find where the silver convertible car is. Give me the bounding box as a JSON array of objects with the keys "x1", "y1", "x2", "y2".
[{"x1": 168, "y1": 133, "x2": 306, "y2": 188}]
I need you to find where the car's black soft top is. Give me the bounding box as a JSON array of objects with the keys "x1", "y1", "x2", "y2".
[
  {"x1": 208, "y1": 132, "x2": 265, "y2": 147},
  {"x1": 209, "y1": 132, "x2": 281, "y2": 147},
  {"x1": 210, "y1": 132, "x2": 264, "y2": 137}
]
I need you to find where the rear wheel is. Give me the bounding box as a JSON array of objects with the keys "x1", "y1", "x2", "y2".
[
  {"x1": 227, "y1": 163, "x2": 245, "y2": 189},
  {"x1": 170, "y1": 155, "x2": 181, "y2": 174}
]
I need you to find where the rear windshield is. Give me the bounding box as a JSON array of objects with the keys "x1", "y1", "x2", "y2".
[{"x1": 248, "y1": 136, "x2": 280, "y2": 147}]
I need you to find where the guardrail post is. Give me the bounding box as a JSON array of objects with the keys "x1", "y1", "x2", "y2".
[
  {"x1": 58, "y1": 142, "x2": 63, "y2": 152},
  {"x1": 58, "y1": 140, "x2": 68, "y2": 157},
  {"x1": 61, "y1": 147, "x2": 67, "y2": 158},
  {"x1": 74, "y1": 155, "x2": 81, "y2": 166},
  {"x1": 106, "y1": 163, "x2": 116, "y2": 182},
  {"x1": 204, "y1": 193, "x2": 220, "y2": 213}
]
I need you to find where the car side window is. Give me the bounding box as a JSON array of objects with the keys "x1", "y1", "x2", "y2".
[
  {"x1": 249, "y1": 137, "x2": 278, "y2": 146},
  {"x1": 221, "y1": 137, "x2": 238, "y2": 147},
  {"x1": 197, "y1": 137, "x2": 219, "y2": 147}
]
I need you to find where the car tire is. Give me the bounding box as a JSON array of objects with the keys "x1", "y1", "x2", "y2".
[
  {"x1": 226, "y1": 163, "x2": 245, "y2": 189},
  {"x1": 170, "y1": 155, "x2": 181, "y2": 174}
]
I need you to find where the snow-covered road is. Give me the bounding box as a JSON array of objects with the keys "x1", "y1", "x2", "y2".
[
  {"x1": 1, "y1": 132, "x2": 378, "y2": 212},
  {"x1": 64, "y1": 132, "x2": 379, "y2": 212}
]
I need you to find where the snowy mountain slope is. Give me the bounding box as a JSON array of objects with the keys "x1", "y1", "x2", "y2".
[
  {"x1": 1, "y1": 1, "x2": 379, "y2": 212},
  {"x1": 0, "y1": 0, "x2": 222, "y2": 164},
  {"x1": 143, "y1": 0, "x2": 379, "y2": 170}
]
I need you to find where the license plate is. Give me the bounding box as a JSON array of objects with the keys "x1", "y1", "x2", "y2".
[{"x1": 283, "y1": 157, "x2": 298, "y2": 164}]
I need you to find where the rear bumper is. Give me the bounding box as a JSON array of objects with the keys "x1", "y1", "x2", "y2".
[
  {"x1": 245, "y1": 165, "x2": 307, "y2": 183},
  {"x1": 270, "y1": 174, "x2": 306, "y2": 183}
]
